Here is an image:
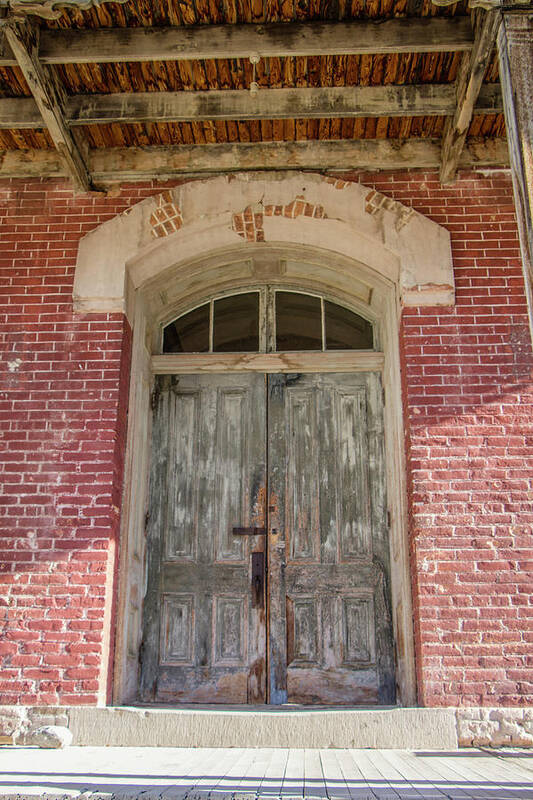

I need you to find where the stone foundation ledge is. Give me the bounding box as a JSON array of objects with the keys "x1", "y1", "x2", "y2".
[
  {"x1": 0, "y1": 705, "x2": 532, "y2": 749},
  {"x1": 456, "y1": 707, "x2": 533, "y2": 748},
  {"x1": 0, "y1": 706, "x2": 68, "y2": 746}
]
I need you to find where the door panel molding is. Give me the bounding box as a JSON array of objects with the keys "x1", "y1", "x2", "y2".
[{"x1": 160, "y1": 593, "x2": 195, "y2": 665}]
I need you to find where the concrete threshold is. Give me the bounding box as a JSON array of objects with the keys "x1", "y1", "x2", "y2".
[
  {"x1": 4, "y1": 705, "x2": 533, "y2": 750},
  {"x1": 66, "y1": 705, "x2": 459, "y2": 749}
]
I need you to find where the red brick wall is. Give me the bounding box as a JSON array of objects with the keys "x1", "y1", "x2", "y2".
[
  {"x1": 355, "y1": 169, "x2": 533, "y2": 707},
  {"x1": 0, "y1": 180, "x2": 154, "y2": 705},
  {"x1": 1, "y1": 172, "x2": 532, "y2": 707}
]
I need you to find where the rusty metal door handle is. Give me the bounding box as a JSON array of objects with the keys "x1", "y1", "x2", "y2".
[{"x1": 251, "y1": 551, "x2": 264, "y2": 608}]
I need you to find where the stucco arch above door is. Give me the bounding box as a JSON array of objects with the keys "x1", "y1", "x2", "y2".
[{"x1": 73, "y1": 172, "x2": 454, "y2": 317}]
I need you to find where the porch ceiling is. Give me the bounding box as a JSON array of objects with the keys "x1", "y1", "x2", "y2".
[{"x1": 0, "y1": 0, "x2": 511, "y2": 189}]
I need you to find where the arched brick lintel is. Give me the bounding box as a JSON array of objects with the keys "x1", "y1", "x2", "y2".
[{"x1": 73, "y1": 173, "x2": 454, "y2": 320}]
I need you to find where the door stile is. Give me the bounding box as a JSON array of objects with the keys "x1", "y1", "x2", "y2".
[
  {"x1": 264, "y1": 373, "x2": 271, "y2": 705},
  {"x1": 364, "y1": 371, "x2": 396, "y2": 704},
  {"x1": 246, "y1": 372, "x2": 268, "y2": 703},
  {"x1": 266, "y1": 373, "x2": 289, "y2": 704},
  {"x1": 139, "y1": 374, "x2": 172, "y2": 701}
]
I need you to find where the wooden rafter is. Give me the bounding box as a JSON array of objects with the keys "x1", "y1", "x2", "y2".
[
  {"x1": 440, "y1": 8, "x2": 501, "y2": 184},
  {"x1": 2, "y1": 15, "x2": 92, "y2": 190},
  {"x1": 0, "y1": 139, "x2": 510, "y2": 181},
  {"x1": 0, "y1": 17, "x2": 474, "y2": 67},
  {"x1": 3, "y1": 0, "x2": 128, "y2": 20},
  {"x1": 0, "y1": 83, "x2": 503, "y2": 129}
]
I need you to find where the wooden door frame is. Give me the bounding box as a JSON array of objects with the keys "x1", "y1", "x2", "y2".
[
  {"x1": 113, "y1": 243, "x2": 417, "y2": 708},
  {"x1": 152, "y1": 351, "x2": 384, "y2": 375}
]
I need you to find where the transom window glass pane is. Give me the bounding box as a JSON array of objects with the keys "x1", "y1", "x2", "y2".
[
  {"x1": 213, "y1": 292, "x2": 259, "y2": 353},
  {"x1": 276, "y1": 292, "x2": 322, "y2": 351},
  {"x1": 325, "y1": 300, "x2": 373, "y2": 350},
  {"x1": 162, "y1": 289, "x2": 374, "y2": 354},
  {"x1": 163, "y1": 302, "x2": 209, "y2": 353}
]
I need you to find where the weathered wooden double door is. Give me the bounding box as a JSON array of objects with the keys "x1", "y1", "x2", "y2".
[{"x1": 140, "y1": 372, "x2": 395, "y2": 705}]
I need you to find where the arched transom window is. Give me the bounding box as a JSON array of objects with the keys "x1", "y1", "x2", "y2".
[{"x1": 162, "y1": 289, "x2": 374, "y2": 354}]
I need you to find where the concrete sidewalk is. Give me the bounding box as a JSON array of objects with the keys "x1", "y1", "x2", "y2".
[{"x1": 0, "y1": 746, "x2": 533, "y2": 800}]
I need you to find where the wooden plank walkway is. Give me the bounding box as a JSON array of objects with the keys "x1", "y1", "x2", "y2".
[{"x1": 0, "y1": 746, "x2": 532, "y2": 799}]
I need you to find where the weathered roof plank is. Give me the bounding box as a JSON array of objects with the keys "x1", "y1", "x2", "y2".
[{"x1": 0, "y1": 17, "x2": 474, "y2": 68}]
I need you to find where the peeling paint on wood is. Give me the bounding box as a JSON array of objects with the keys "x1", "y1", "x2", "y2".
[
  {"x1": 141, "y1": 370, "x2": 394, "y2": 705},
  {"x1": 140, "y1": 373, "x2": 267, "y2": 703},
  {"x1": 267, "y1": 372, "x2": 395, "y2": 705}
]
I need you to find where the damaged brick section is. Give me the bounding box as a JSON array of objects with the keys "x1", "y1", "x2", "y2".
[
  {"x1": 233, "y1": 196, "x2": 327, "y2": 242},
  {"x1": 232, "y1": 203, "x2": 265, "y2": 242},
  {"x1": 365, "y1": 189, "x2": 415, "y2": 231},
  {"x1": 150, "y1": 191, "x2": 183, "y2": 239},
  {"x1": 324, "y1": 177, "x2": 351, "y2": 190}
]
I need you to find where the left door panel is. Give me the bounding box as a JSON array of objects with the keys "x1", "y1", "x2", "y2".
[{"x1": 140, "y1": 373, "x2": 267, "y2": 703}]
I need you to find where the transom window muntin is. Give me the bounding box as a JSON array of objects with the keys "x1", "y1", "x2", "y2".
[{"x1": 162, "y1": 288, "x2": 374, "y2": 354}]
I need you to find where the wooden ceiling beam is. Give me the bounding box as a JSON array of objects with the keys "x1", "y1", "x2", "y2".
[
  {"x1": 440, "y1": 9, "x2": 501, "y2": 184},
  {"x1": 0, "y1": 83, "x2": 503, "y2": 129},
  {"x1": 0, "y1": 139, "x2": 510, "y2": 181},
  {"x1": 2, "y1": 16, "x2": 92, "y2": 191},
  {"x1": 0, "y1": 17, "x2": 474, "y2": 67},
  {"x1": 67, "y1": 84, "x2": 503, "y2": 126}
]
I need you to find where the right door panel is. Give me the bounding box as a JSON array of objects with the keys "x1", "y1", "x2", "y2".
[{"x1": 267, "y1": 372, "x2": 395, "y2": 705}]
